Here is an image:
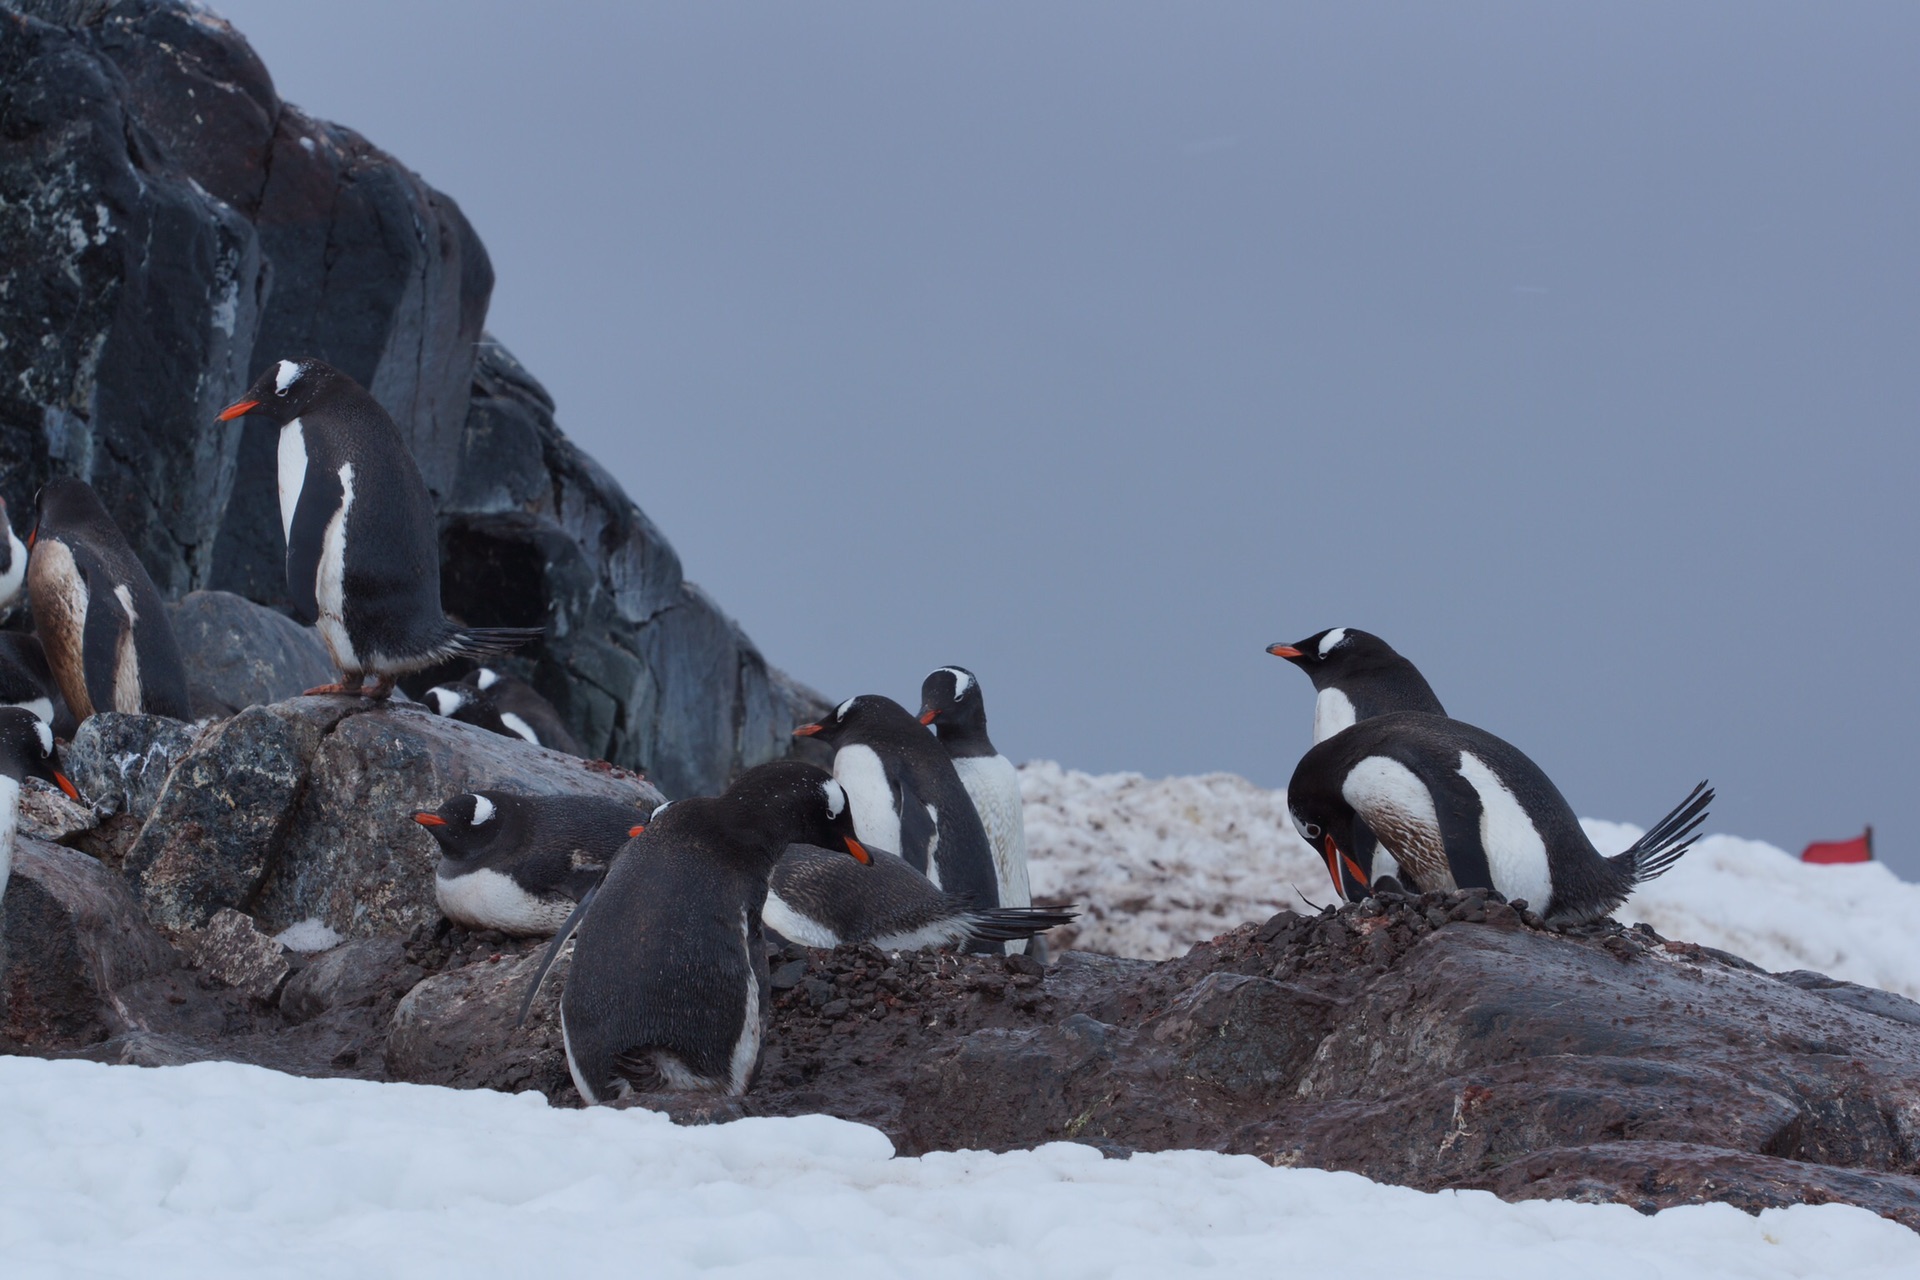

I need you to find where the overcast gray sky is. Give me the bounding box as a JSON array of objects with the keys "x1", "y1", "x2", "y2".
[{"x1": 215, "y1": 1, "x2": 1920, "y2": 877}]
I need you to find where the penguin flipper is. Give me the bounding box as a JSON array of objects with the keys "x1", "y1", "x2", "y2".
[
  {"x1": 517, "y1": 885, "x2": 596, "y2": 1028},
  {"x1": 285, "y1": 463, "x2": 344, "y2": 626},
  {"x1": 77, "y1": 555, "x2": 130, "y2": 716},
  {"x1": 896, "y1": 776, "x2": 938, "y2": 876}
]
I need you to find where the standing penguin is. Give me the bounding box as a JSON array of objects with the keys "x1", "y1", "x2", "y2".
[
  {"x1": 26, "y1": 479, "x2": 191, "y2": 722},
  {"x1": 794, "y1": 695, "x2": 1001, "y2": 924},
  {"x1": 917, "y1": 665, "x2": 1034, "y2": 954},
  {"x1": 0, "y1": 706, "x2": 81, "y2": 905},
  {"x1": 1287, "y1": 710, "x2": 1711, "y2": 924},
  {"x1": 1267, "y1": 627, "x2": 1446, "y2": 742},
  {"x1": 412, "y1": 791, "x2": 644, "y2": 935},
  {"x1": 560, "y1": 760, "x2": 870, "y2": 1102},
  {"x1": 423, "y1": 667, "x2": 586, "y2": 757},
  {"x1": 218, "y1": 360, "x2": 540, "y2": 698}
]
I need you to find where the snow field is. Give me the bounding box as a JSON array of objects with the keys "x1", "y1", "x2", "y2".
[
  {"x1": 3, "y1": 1055, "x2": 1915, "y2": 1279},
  {"x1": 1022, "y1": 762, "x2": 1920, "y2": 998}
]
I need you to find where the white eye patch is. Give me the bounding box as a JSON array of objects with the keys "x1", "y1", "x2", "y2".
[
  {"x1": 937, "y1": 667, "x2": 973, "y2": 700},
  {"x1": 823, "y1": 779, "x2": 847, "y2": 819},
  {"x1": 1317, "y1": 627, "x2": 1349, "y2": 658},
  {"x1": 426, "y1": 688, "x2": 464, "y2": 716},
  {"x1": 275, "y1": 359, "x2": 302, "y2": 393},
  {"x1": 835, "y1": 697, "x2": 857, "y2": 721},
  {"x1": 650, "y1": 800, "x2": 673, "y2": 820},
  {"x1": 469, "y1": 795, "x2": 496, "y2": 825},
  {"x1": 475, "y1": 668, "x2": 500, "y2": 690},
  {"x1": 32, "y1": 718, "x2": 52, "y2": 756}
]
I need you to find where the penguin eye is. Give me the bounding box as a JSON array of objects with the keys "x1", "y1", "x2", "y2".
[{"x1": 1305, "y1": 822, "x2": 1321, "y2": 840}]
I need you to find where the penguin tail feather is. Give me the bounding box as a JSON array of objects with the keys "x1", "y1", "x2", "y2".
[
  {"x1": 1611, "y1": 781, "x2": 1714, "y2": 886},
  {"x1": 442, "y1": 626, "x2": 545, "y2": 662},
  {"x1": 964, "y1": 905, "x2": 1080, "y2": 942}
]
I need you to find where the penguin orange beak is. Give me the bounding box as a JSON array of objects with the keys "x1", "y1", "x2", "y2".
[
  {"x1": 1267, "y1": 643, "x2": 1304, "y2": 660},
  {"x1": 917, "y1": 708, "x2": 938, "y2": 725},
  {"x1": 217, "y1": 399, "x2": 260, "y2": 421},
  {"x1": 843, "y1": 836, "x2": 871, "y2": 865},
  {"x1": 1322, "y1": 835, "x2": 1369, "y2": 898},
  {"x1": 53, "y1": 771, "x2": 78, "y2": 802},
  {"x1": 792, "y1": 723, "x2": 823, "y2": 737},
  {"x1": 412, "y1": 812, "x2": 447, "y2": 827},
  {"x1": 627, "y1": 824, "x2": 646, "y2": 838}
]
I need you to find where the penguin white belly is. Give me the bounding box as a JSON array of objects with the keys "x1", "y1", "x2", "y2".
[
  {"x1": 1341, "y1": 755, "x2": 1454, "y2": 892},
  {"x1": 1454, "y1": 751, "x2": 1554, "y2": 910},
  {"x1": 0, "y1": 528, "x2": 26, "y2": 607},
  {"x1": 952, "y1": 754, "x2": 1030, "y2": 910},
  {"x1": 1312, "y1": 687, "x2": 1358, "y2": 743},
  {"x1": 313, "y1": 462, "x2": 359, "y2": 670},
  {"x1": 832, "y1": 745, "x2": 901, "y2": 855},
  {"x1": 276, "y1": 419, "x2": 306, "y2": 542},
  {"x1": 435, "y1": 867, "x2": 573, "y2": 935},
  {"x1": 0, "y1": 775, "x2": 18, "y2": 904},
  {"x1": 725, "y1": 906, "x2": 762, "y2": 1095},
  {"x1": 762, "y1": 890, "x2": 841, "y2": 948}
]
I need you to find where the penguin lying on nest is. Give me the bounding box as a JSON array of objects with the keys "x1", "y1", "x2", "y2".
[
  {"x1": 423, "y1": 667, "x2": 585, "y2": 757},
  {"x1": 561, "y1": 760, "x2": 870, "y2": 1102},
  {"x1": 1287, "y1": 710, "x2": 1711, "y2": 925},
  {"x1": 765, "y1": 843, "x2": 1073, "y2": 952},
  {"x1": 412, "y1": 791, "x2": 644, "y2": 936},
  {"x1": 0, "y1": 706, "x2": 81, "y2": 904},
  {"x1": 219, "y1": 360, "x2": 541, "y2": 699}
]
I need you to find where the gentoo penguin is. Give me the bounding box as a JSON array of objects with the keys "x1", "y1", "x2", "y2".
[
  {"x1": 0, "y1": 706, "x2": 81, "y2": 904},
  {"x1": 218, "y1": 359, "x2": 541, "y2": 698},
  {"x1": 412, "y1": 791, "x2": 644, "y2": 935},
  {"x1": 794, "y1": 695, "x2": 1001, "y2": 934},
  {"x1": 766, "y1": 842, "x2": 1074, "y2": 952},
  {"x1": 26, "y1": 478, "x2": 192, "y2": 722},
  {"x1": 0, "y1": 496, "x2": 28, "y2": 609},
  {"x1": 917, "y1": 665, "x2": 1035, "y2": 954},
  {"x1": 0, "y1": 632, "x2": 73, "y2": 735},
  {"x1": 1287, "y1": 710, "x2": 1712, "y2": 924},
  {"x1": 561, "y1": 760, "x2": 870, "y2": 1102},
  {"x1": 424, "y1": 667, "x2": 586, "y2": 756},
  {"x1": 1267, "y1": 627, "x2": 1446, "y2": 743}
]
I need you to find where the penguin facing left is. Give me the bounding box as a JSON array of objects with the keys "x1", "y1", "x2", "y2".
[
  {"x1": 1287, "y1": 710, "x2": 1711, "y2": 924},
  {"x1": 560, "y1": 760, "x2": 871, "y2": 1102},
  {"x1": 412, "y1": 791, "x2": 645, "y2": 935},
  {"x1": 26, "y1": 478, "x2": 191, "y2": 722},
  {"x1": 0, "y1": 705, "x2": 81, "y2": 905},
  {"x1": 793, "y1": 694, "x2": 1000, "y2": 928},
  {"x1": 917, "y1": 665, "x2": 1034, "y2": 954},
  {"x1": 1267, "y1": 627, "x2": 1445, "y2": 743},
  {"x1": 423, "y1": 667, "x2": 586, "y2": 757},
  {"x1": 218, "y1": 359, "x2": 541, "y2": 698}
]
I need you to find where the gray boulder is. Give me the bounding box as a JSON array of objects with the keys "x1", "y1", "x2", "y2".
[
  {"x1": 386, "y1": 944, "x2": 571, "y2": 1096},
  {"x1": 64, "y1": 711, "x2": 201, "y2": 819},
  {"x1": 190, "y1": 907, "x2": 291, "y2": 1001},
  {"x1": 166, "y1": 590, "x2": 334, "y2": 714},
  {"x1": 279, "y1": 936, "x2": 409, "y2": 1026}
]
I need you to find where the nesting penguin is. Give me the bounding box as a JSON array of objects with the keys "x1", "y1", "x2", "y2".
[
  {"x1": 560, "y1": 760, "x2": 870, "y2": 1102},
  {"x1": 1267, "y1": 627, "x2": 1445, "y2": 742},
  {"x1": 26, "y1": 478, "x2": 191, "y2": 722},
  {"x1": 0, "y1": 632, "x2": 71, "y2": 734},
  {"x1": 1287, "y1": 710, "x2": 1711, "y2": 924},
  {"x1": 0, "y1": 495, "x2": 27, "y2": 610},
  {"x1": 412, "y1": 791, "x2": 644, "y2": 935},
  {"x1": 766, "y1": 843, "x2": 1073, "y2": 952},
  {"x1": 917, "y1": 665, "x2": 1035, "y2": 954},
  {"x1": 0, "y1": 706, "x2": 80, "y2": 904},
  {"x1": 424, "y1": 667, "x2": 586, "y2": 756},
  {"x1": 218, "y1": 359, "x2": 541, "y2": 698},
  {"x1": 794, "y1": 695, "x2": 1001, "y2": 933}
]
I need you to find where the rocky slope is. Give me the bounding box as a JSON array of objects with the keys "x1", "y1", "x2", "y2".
[{"x1": 0, "y1": 0, "x2": 819, "y2": 795}]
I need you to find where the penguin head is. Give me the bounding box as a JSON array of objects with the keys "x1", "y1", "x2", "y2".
[
  {"x1": 423, "y1": 683, "x2": 473, "y2": 717},
  {"x1": 412, "y1": 791, "x2": 524, "y2": 861},
  {"x1": 218, "y1": 358, "x2": 341, "y2": 425},
  {"x1": 718, "y1": 760, "x2": 870, "y2": 865},
  {"x1": 0, "y1": 706, "x2": 79, "y2": 800},
  {"x1": 792, "y1": 693, "x2": 892, "y2": 746},
  {"x1": 1285, "y1": 781, "x2": 1373, "y2": 904},
  {"x1": 917, "y1": 665, "x2": 986, "y2": 731},
  {"x1": 1267, "y1": 627, "x2": 1404, "y2": 690},
  {"x1": 31, "y1": 476, "x2": 114, "y2": 544}
]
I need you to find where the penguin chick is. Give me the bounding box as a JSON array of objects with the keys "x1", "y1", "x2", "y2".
[
  {"x1": 1287, "y1": 710, "x2": 1711, "y2": 924},
  {"x1": 0, "y1": 706, "x2": 81, "y2": 904},
  {"x1": 413, "y1": 790, "x2": 645, "y2": 935},
  {"x1": 917, "y1": 664, "x2": 1035, "y2": 955},
  {"x1": 794, "y1": 694, "x2": 1000, "y2": 940},
  {"x1": 27, "y1": 478, "x2": 191, "y2": 722},
  {"x1": 767, "y1": 842, "x2": 1074, "y2": 952},
  {"x1": 561, "y1": 760, "x2": 870, "y2": 1103},
  {"x1": 218, "y1": 359, "x2": 542, "y2": 699},
  {"x1": 1267, "y1": 627, "x2": 1445, "y2": 743},
  {"x1": 423, "y1": 667, "x2": 586, "y2": 757}
]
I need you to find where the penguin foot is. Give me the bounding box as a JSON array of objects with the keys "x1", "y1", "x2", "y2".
[{"x1": 303, "y1": 675, "x2": 397, "y2": 699}]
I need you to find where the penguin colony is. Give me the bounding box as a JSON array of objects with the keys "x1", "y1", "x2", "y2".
[{"x1": 0, "y1": 358, "x2": 1717, "y2": 1105}]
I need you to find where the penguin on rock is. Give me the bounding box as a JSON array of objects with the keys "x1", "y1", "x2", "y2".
[
  {"x1": 218, "y1": 359, "x2": 541, "y2": 698},
  {"x1": 917, "y1": 665, "x2": 1036, "y2": 954},
  {"x1": 412, "y1": 791, "x2": 645, "y2": 935},
  {"x1": 560, "y1": 760, "x2": 870, "y2": 1102},
  {"x1": 765, "y1": 842, "x2": 1074, "y2": 952},
  {"x1": 0, "y1": 632, "x2": 72, "y2": 735},
  {"x1": 1267, "y1": 627, "x2": 1446, "y2": 743},
  {"x1": 1286, "y1": 710, "x2": 1712, "y2": 924},
  {"x1": 423, "y1": 667, "x2": 586, "y2": 756},
  {"x1": 793, "y1": 695, "x2": 1001, "y2": 936},
  {"x1": 0, "y1": 705, "x2": 81, "y2": 905},
  {"x1": 26, "y1": 478, "x2": 191, "y2": 722}
]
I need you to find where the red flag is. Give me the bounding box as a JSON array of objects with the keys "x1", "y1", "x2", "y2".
[{"x1": 1801, "y1": 827, "x2": 1873, "y2": 864}]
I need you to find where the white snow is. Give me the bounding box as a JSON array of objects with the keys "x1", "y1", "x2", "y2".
[
  {"x1": 1023, "y1": 762, "x2": 1920, "y2": 998},
  {"x1": 2, "y1": 1056, "x2": 1913, "y2": 1277},
  {"x1": 274, "y1": 918, "x2": 343, "y2": 953}
]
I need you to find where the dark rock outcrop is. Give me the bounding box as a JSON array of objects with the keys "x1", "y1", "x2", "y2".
[
  {"x1": 0, "y1": 0, "x2": 824, "y2": 795},
  {"x1": 166, "y1": 589, "x2": 333, "y2": 714}
]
